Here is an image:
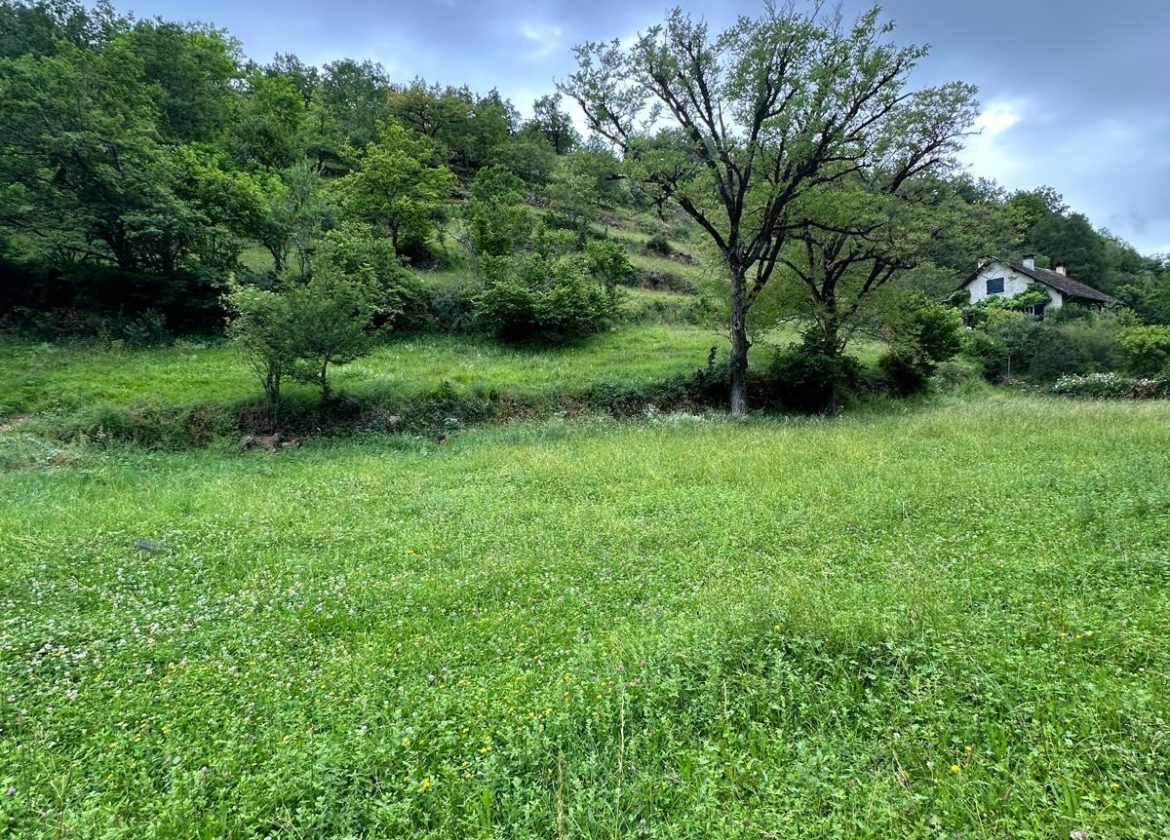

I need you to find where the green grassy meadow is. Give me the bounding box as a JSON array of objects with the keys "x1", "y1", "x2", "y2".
[
  {"x1": 0, "y1": 326, "x2": 729, "y2": 420},
  {"x1": 2, "y1": 396, "x2": 1169, "y2": 837}
]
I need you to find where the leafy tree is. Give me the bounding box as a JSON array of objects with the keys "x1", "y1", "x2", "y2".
[
  {"x1": 226, "y1": 264, "x2": 380, "y2": 402},
  {"x1": 466, "y1": 164, "x2": 531, "y2": 258},
  {"x1": 1027, "y1": 211, "x2": 1109, "y2": 290},
  {"x1": 584, "y1": 238, "x2": 633, "y2": 295},
  {"x1": 1118, "y1": 325, "x2": 1170, "y2": 377},
  {"x1": 122, "y1": 20, "x2": 240, "y2": 144},
  {"x1": 779, "y1": 171, "x2": 983, "y2": 359},
  {"x1": 337, "y1": 121, "x2": 456, "y2": 259},
  {"x1": 313, "y1": 222, "x2": 426, "y2": 329},
  {"x1": 388, "y1": 81, "x2": 515, "y2": 175},
  {"x1": 545, "y1": 161, "x2": 599, "y2": 234},
  {"x1": 283, "y1": 263, "x2": 378, "y2": 397},
  {"x1": 225, "y1": 282, "x2": 296, "y2": 407},
  {"x1": 259, "y1": 160, "x2": 334, "y2": 277},
  {"x1": 232, "y1": 65, "x2": 310, "y2": 170},
  {"x1": 0, "y1": 31, "x2": 258, "y2": 278},
  {"x1": 523, "y1": 93, "x2": 579, "y2": 154},
  {"x1": 318, "y1": 58, "x2": 390, "y2": 151},
  {"x1": 562, "y1": 4, "x2": 976, "y2": 415},
  {"x1": 491, "y1": 133, "x2": 558, "y2": 185},
  {"x1": 873, "y1": 296, "x2": 963, "y2": 398}
]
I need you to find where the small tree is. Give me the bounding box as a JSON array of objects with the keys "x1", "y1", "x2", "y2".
[
  {"x1": 225, "y1": 264, "x2": 379, "y2": 404},
  {"x1": 466, "y1": 165, "x2": 531, "y2": 258},
  {"x1": 283, "y1": 265, "x2": 378, "y2": 398},
  {"x1": 337, "y1": 121, "x2": 456, "y2": 259},
  {"x1": 224, "y1": 283, "x2": 296, "y2": 409}
]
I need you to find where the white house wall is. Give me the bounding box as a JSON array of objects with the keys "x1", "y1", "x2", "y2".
[{"x1": 964, "y1": 264, "x2": 1063, "y2": 308}]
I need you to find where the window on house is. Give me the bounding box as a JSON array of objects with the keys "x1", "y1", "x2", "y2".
[{"x1": 986, "y1": 277, "x2": 1005, "y2": 295}]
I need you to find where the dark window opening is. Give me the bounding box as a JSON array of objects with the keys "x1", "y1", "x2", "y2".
[{"x1": 986, "y1": 277, "x2": 1005, "y2": 295}]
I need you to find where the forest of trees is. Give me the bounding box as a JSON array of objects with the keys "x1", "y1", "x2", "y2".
[{"x1": 2, "y1": 0, "x2": 1168, "y2": 408}]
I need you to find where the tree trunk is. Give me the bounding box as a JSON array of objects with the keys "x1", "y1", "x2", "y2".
[
  {"x1": 729, "y1": 264, "x2": 750, "y2": 418},
  {"x1": 319, "y1": 358, "x2": 330, "y2": 399}
]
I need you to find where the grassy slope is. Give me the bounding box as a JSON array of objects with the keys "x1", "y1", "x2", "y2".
[
  {"x1": 2, "y1": 396, "x2": 1168, "y2": 837},
  {"x1": 0, "y1": 326, "x2": 733, "y2": 418}
]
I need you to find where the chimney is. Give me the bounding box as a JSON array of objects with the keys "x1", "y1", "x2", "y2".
[
  {"x1": 1055, "y1": 265, "x2": 1067, "y2": 276},
  {"x1": 1022, "y1": 254, "x2": 1036, "y2": 270}
]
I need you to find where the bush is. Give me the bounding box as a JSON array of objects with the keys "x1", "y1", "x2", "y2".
[
  {"x1": 874, "y1": 350, "x2": 928, "y2": 397},
  {"x1": 962, "y1": 313, "x2": 1113, "y2": 383},
  {"x1": 1022, "y1": 325, "x2": 1089, "y2": 382},
  {"x1": 768, "y1": 334, "x2": 862, "y2": 414},
  {"x1": 1118, "y1": 325, "x2": 1170, "y2": 377},
  {"x1": 0, "y1": 258, "x2": 226, "y2": 336},
  {"x1": 476, "y1": 254, "x2": 616, "y2": 342},
  {"x1": 1053, "y1": 372, "x2": 1170, "y2": 400},
  {"x1": 645, "y1": 233, "x2": 673, "y2": 256}
]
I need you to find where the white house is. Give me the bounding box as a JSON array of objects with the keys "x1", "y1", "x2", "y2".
[{"x1": 960, "y1": 256, "x2": 1116, "y2": 316}]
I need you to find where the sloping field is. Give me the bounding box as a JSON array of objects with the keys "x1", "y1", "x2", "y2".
[{"x1": 2, "y1": 397, "x2": 1168, "y2": 837}]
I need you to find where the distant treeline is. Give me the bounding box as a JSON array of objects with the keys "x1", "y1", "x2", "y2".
[{"x1": 0, "y1": 0, "x2": 1167, "y2": 336}]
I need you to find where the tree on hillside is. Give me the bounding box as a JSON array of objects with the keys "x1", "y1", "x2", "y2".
[
  {"x1": 561, "y1": 3, "x2": 977, "y2": 415},
  {"x1": 337, "y1": 121, "x2": 456, "y2": 260},
  {"x1": 524, "y1": 93, "x2": 579, "y2": 154}
]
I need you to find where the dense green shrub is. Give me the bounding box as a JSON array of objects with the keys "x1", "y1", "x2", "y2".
[
  {"x1": 1021, "y1": 325, "x2": 1090, "y2": 382},
  {"x1": 874, "y1": 350, "x2": 929, "y2": 397},
  {"x1": 645, "y1": 232, "x2": 673, "y2": 256},
  {"x1": 466, "y1": 165, "x2": 532, "y2": 258},
  {"x1": 584, "y1": 239, "x2": 634, "y2": 294},
  {"x1": 962, "y1": 311, "x2": 1116, "y2": 382},
  {"x1": 1118, "y1": 325, "x2": 1170, "y2": 376},
  {"x1": 1, "y1": 307, "x2": 171, "y2": 346},
  {"x1": 768, "y1": 333, "x2": 862, "y2": 414},
  {"x1": 0, "y1": 259, "x2": 226, "y2": 336},
  {"x1": 870, "y1": 300, "x2": 964, "y2": 397},
  {"x1": 476, "y1": 254, "x2": 616, "y2": 342},
  {"x1": 1053, "y1": 372, "x2": 1170, "y2": 399}
]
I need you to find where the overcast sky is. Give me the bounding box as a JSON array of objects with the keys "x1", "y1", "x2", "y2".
[{"x1": 121, "y1": 0, "x2": 1169, "y2": 256}]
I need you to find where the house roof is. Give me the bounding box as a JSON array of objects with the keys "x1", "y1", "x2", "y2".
[{"x1": 1003, "y1": 261, "x2": 1117, "y2": 305}]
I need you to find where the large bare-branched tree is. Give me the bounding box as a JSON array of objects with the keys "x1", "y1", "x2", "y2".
[{"x1": 560, "y1": 2, "x2": 977, "y2": 415}]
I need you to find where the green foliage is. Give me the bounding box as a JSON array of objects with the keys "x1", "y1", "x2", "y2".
[
  {"x1": 477, "y1": 254, "x2": 617, "y2": 342},
  {"x1": 584, "y1": 238, "x2": 634, "y2": 294},
  {"x1": 224, "y1": 283, "x2": 296, "y2": 406},
  {"x1": 522, "y1": 92, "x2": 578, "y2": 154},
  {"x1": 387, "y1": 80, "x2": 514, "y2": 176},
  {"x1": 961, "y1": 311, "x2": 1129, "y2": 383},
  {"x1": 644, "y1": 232, "x2": 673, "y2": 256},
  {"x1": 871, "y1": 299, "x2": 964, "y2": 395},
  {"x1": 281, "y1": 266, "x2": 379, "y2": 397},
  {"x1": 768, "y1": 331, "x2": 863, "y2": 414},
  {"x1": 225, "y1": 263, "x2": 379, "y2": 402},
  {"x1": 489, "y1": 133, "x2": 557, "y2": 185},
  {"x1": 1117, "y1": 325, "x2": 1170, "y2": 377},
  {"x1": 466, "y1": 165, "x2": 531, "y2": 258},
  {"x1": 337, "y1": 121, "x2": 456, "y2": 261}
]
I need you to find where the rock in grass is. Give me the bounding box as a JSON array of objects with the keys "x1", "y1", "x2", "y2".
[{"x1": 133, "y1": 539, "x2": 170, "y2": 554}]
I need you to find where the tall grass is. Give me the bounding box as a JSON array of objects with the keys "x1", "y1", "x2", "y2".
[{"x1": 2, "y1": 397, "x2": 1168, "y2": 837}]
